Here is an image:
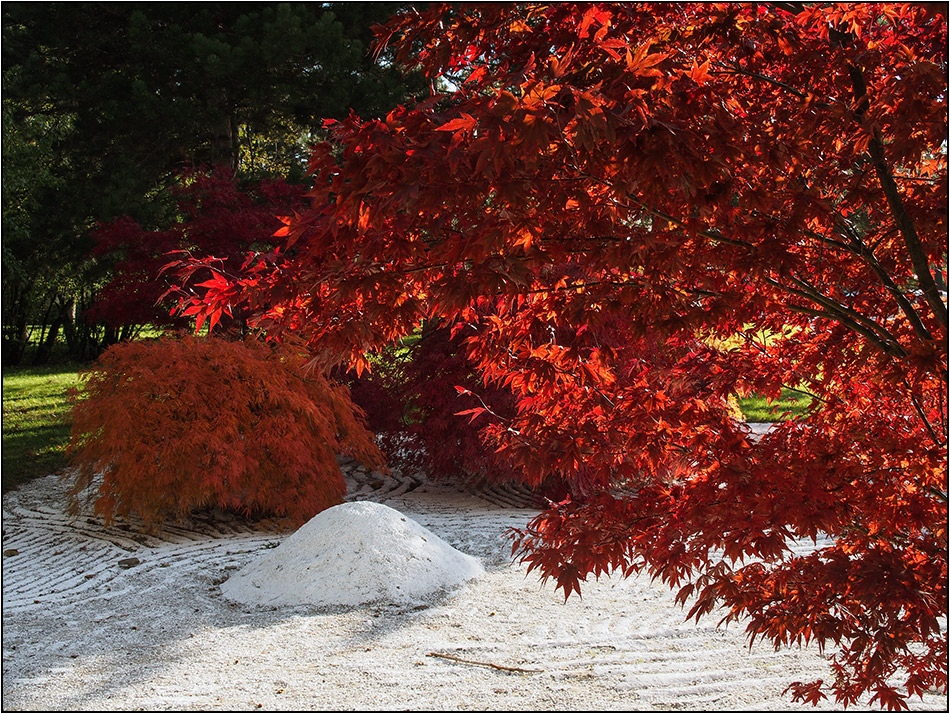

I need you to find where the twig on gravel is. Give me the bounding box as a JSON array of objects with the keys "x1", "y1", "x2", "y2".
[{"x1": 427, "y1": 651, "x2": 543, "y2": 673}]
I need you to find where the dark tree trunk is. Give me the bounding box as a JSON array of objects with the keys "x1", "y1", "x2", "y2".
[{"x1": 33, "y1": 310, "x2": 63, "y2": 365}]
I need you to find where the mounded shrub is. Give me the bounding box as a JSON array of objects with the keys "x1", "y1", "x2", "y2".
[{"x1": 66, "y1": 334, "x2": 385, "y2": 526}]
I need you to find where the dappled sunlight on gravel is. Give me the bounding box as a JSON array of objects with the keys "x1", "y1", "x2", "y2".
[{"x1": 2, "y1": 468, "x2": 946, "y2": 711}]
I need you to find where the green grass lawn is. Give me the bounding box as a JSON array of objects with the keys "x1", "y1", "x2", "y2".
[
  {"x1": 2, "y1": 362, "x2": 84, "y2": 492},
  {"x1": 737, "y1": 388, "x2": 811, "y2": 423}
]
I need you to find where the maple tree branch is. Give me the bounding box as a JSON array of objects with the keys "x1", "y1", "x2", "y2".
[
  {"x1": 782, "y1": 383, "x2": 828, "y2": 407},
  {"x1": 941, "y1": 383, "x2": 948, "y2": 440},
  {"x1": 787, "y1": 274, "x2": 909, "y2": 355},
  {"x1": 618, "y1": 201, "x2": 921, "y2": 360},
  {"x1": 833, "y1": 220, "x2": 934, "y2": 343},
  {"x1": 891, "y1": 175, "x2": 941, "y2": 183},
  {"x1": 927, "y1": 487, "x2": 949, "y2": 504},
  {"x1": 902, "y1": 378, "x2": 944, "y2": 447},
  {"x1": 523, "y1": 277, "x2": 640, "y2": 296},
  {"x1": 762, "y1": 276, "x2": 907, "y2": 358},
  {"x1": 769, "y1": 2, "x2": 808, "y2": 16},
  {"x1": 711, "y1": 63, "x2": 807, "y2": 100},
  {"x1": 744, "y1": 209, "x2": 932, "y2": 347},
  {"x1": 542, "y1": 355, "x2": 618, "y2": 410},
  {"x1": 865, "y1": 225, "x2": 901, "y2": 255},
  {"x1": 867, "y1": 135, "x2": 948, "y2": 334},
  {"x1": 736, "y1": 331, "x2": 840, "y2": 408},
  {"x1": 483, "y1": 341, "x2": 619, "y2": 412},
  {"x1": 404, "y1": 262, "x2": 450, "y2": 274},
  {"x1": 573, "y1": 169, "x2": 753, "y2": 251},
  {"x1": 608, "y1": 195, "x2": 918, "y2": 360},
  {"x1": 631, "y1": 202, "x2": 752, "y2": 249},
  {"x1": 796, "y1": 224, "x2": 860, "y2": 256},
  {"x1": 847, "y1": 63, "x2": 948, "y2": 334},
  {"x1": 459, "y1": 385, "x2": 514, "y2": 425}
]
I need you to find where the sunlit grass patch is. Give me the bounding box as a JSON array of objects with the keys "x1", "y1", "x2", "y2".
[
  {"x1": 2, "y1": 363, "x2": 83, "y2": 491},
  {"x1": 738, "y1": 388, "x2": 811, "y2": 423}
]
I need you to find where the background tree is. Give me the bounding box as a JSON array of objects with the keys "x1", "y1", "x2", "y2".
[
  {"x1": 1, "y1": 2, "x2": 424, "y2": 363},
  {"x1": 1, "y1": 101, "x2": 85, "y2": 364},
  {"x1": 87, "y1": 167, "x2": 308, "y2": 339},
  {"x1": 177, "y1": 3, "x2": 948, "y2": 708}
]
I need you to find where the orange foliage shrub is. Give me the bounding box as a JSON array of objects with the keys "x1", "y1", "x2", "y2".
[{"x1": 66, "y1": 334, "x2": 385, "y2": 526}]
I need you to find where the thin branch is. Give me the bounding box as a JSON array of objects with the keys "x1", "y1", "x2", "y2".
[
  {"x1": 523, "y1": 277, "x2": 648, "y2": 297},
  {"x1": 902, "y1": 377, "x2": 944, "y2": 446},
  {"x1": 769, "y1": 3, "x2": 808, "y2": 17},
  {"x1": 427, "y1": 652, "x2": 543, "y2": 673},
  {"x1": 630, "y1": 201, "x2": 753, "y2": 249},
  {"x1": 575, "y1": 168, "x2": 754, "y2": 251},
  {"x1": 868, "y1": 135, "x2": 948, "y2": 333},
  {"x1": 580, "y1": 167, "x2": 923, "y2": 361},
  {"x1": 735, "y1": 328, "x2": 844, "y2": 409},
  {"x1": 627, "y1": 199, "x2": 912, "y2": 360},
  {"x1": 796, "y1": 223, "x2": 861, "y2": 256},
  {"x1": 926, "y1": 486, "x2": 949, "y2": 503},
  {"x1": 782, "y1": 383, "x2": 829, "y2": 406},
  {"x1": 458, "y1": 385, "x2": 513, "y2": 425},
  {"x1": 785, "y1": 274, "x2": 907, "y2": 356},
  {"x1": 941, "y1": 379, "x2": 948, "y2": 435},
  {"x1": 762, "y1": 275, "x2": 906, "y2": 358},
  {"x1": 711, "y1": 64, "x2": 807, "y2": 100},
  {"x1": 890, "y1": 175, "x2": 941, "y2": 183},
  {"x1": 511, "y1": 345, "x2": 619, "y2": 409},
  {"x1": 834, "y1": 219, "x2": 934, "y2": 343}
]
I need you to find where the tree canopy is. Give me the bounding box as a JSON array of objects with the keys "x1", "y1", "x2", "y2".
[{"x1": 176, "y1": 3, "x2": 948, "y2": 708}]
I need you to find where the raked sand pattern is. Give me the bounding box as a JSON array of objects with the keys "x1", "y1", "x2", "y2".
[{"x1": 2, "y1": 463, "x2": 947, "y2": 711}]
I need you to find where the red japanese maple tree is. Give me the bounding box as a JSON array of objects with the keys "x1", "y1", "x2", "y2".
[
  {"x1": 340, "y1": 320, "x2": 525, "y2": 485},
  {"x1": 89, "y1": 166, "x2": 306, "y2": 333},
  {"x1": 174, "y1": 3, "x2": 947, "y2": 708},
  {"x1": 67, "y1": 334, "x2": 384, "y2": 527}
]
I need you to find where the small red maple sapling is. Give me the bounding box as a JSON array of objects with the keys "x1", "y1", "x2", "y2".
[{"x1": 66, "y1": 334, "x2": 385, "y2": 527}]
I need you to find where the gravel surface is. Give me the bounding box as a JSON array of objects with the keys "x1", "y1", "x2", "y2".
[{"x1": 2, "y1": 465, "x2": 947, "y2": 711}]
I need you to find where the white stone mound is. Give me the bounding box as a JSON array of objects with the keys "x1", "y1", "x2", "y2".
[{"x1": 221, "y1": 501, "x2": 484, "y2": 607}]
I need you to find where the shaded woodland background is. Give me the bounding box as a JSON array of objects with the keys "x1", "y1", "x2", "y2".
[{"x1": 2, "y1": 2, "x2": 425, "y2": 365}]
